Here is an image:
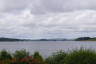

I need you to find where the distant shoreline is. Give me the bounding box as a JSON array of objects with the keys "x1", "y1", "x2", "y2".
[{"x1": 0, "y1": 37, "x2": 96, "y2": 41}]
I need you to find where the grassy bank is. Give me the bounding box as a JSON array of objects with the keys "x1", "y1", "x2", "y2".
[{"x1": 0, "y1": 49, "x2": 96, "y2": 64}]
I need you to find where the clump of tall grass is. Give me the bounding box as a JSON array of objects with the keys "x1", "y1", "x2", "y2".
[
  {"x1": 64, "y1": 49, "x2": 96, "y2": 64},
  {"x1": 46, "y1": 49, "x2": 96, "y2": 64}
]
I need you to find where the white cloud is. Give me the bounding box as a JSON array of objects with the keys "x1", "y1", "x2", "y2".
[
  {"x1": 0, "y1": 0, "x2": 96, "y2": 39},
  {"x1": 0, "y1": 10, "x2": 96, "y2": 39}
]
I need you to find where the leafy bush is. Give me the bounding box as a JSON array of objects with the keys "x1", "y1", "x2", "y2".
[
  {"x1": 0, "y1": 50, "x2": 12, "y2": 64},
  {"x1": 0, "y1": 50, "x2": 12, "y2": 60},
  {"x1": 33, "y1": 51, "x2": 46, "y2": 64},
  {"x1": 12, "y1": 50, "x2": 45, "y2": 64},
  {"x1": 33, "y1": 51, "x2": 43, "y2": 61},
  {"x1": 46, "y1": 51, "x2": 67, "y2": 64},
  {"x1": 13, "y1": 49, "x2": 29, "y2": 60}
]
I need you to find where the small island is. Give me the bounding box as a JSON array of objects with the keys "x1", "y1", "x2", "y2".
[{"x1": 75, "y1": 37, "x2": 96, "y2": 41}]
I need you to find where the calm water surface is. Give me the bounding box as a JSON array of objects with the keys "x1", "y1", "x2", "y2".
[{"x1": 0, "y1": 41, "x2": 96, "y2": 57}]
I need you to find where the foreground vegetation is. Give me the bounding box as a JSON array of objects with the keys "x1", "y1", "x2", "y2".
[{"x1": 0, "y1": 49, "x2": 96, "y2": 64}]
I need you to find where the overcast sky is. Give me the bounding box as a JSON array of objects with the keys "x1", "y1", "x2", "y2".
[{"x1": 0, "y1": 0, "x2": 96, "y2": 39}]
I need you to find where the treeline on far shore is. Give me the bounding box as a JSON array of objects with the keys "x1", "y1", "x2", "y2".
[
  {"x1": 0, "y1": 48, "x2": 96, "y2": 64},
  {"x1": 0, "y1": 37, "x2": 96, "y2": 41}
]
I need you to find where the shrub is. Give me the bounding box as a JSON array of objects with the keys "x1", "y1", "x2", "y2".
[
  {"x1": 0, "y1": 50, "x2": 12, "y2": 60},
  {"x1": 33, "y1": 51, "x2": 43, "y2": 61},
  {"x1": 13, "y1": 49, "x2": 29, "y2": 60},
  {"x1": 12, "y1": 50, "x2": 45, "y2": 64},
  {"x1": 46, "y1": 51, "x2": 67, "y2": 64},
  {"x1": 0, "y1": 50, "x2": 12, "y2": 64},
  {"x1": 33, "y1": 51, "x2": 46, "y2": 64}
]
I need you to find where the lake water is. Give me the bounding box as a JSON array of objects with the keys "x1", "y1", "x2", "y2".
[{"x1": 0, "y1": 41, "x2": 96, "y2": 57}]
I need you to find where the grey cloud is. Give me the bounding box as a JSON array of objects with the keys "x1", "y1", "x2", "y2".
[
  {"x1": 30, "y1": 0, "x2": 96, "y2": 14},
  {"x1": 13, "y1": 10, "x2": 96, "y2": 38},
  {"x1": 1, "y1": 0, "x2": 96, "y2": 14},
  {"x1": 0, "y1": 0, "x2": 96, "y2": 38},
  {"x1": 0, "y1": 0, "x2": 32, "y2": 13},
  {"x1": 31, "y1": 0, "x2": 96, "y2": 14}
]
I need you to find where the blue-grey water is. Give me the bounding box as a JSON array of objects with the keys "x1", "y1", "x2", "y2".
[{"x1": 0, "y1": 41, "x2": 96, "y2": 57}]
